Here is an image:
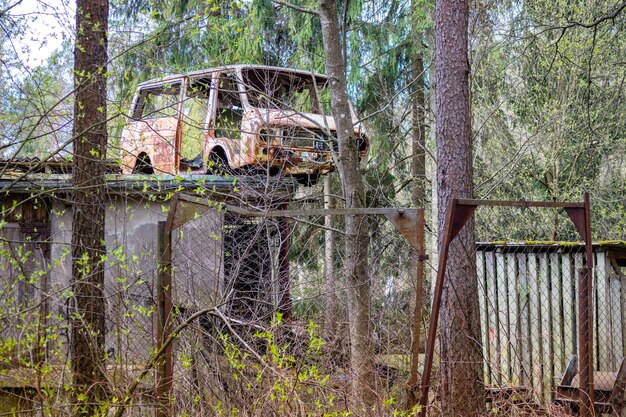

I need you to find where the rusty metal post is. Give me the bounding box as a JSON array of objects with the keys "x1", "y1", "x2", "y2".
[
  {"x1": 406, "y1": 208, "x2": 426, "y2": 410},
  {"x1": 579, "y1": 193, "x2": 595, "y2": 417},
  {"x1": 418, "y1": 199, "x2": 456, "y2": 417},
  {"x1": 278, "y1": 203, "x2": 292, "y2": 320},
  {"x1": 565, "y1": 192, "x2": 595, "y2": 417},
  {"x1": 418, "y1": 199, "x2": 477, "y2": 417},
  {"x1": 156, "y1": 221, "x2": 173, "y2": 417},
  {"x1": 578, "y1": 267, "x2": 593, "y2": 417}
]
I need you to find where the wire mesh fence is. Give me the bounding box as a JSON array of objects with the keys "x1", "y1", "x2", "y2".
[
  {"x1": 161, "y1": 196, "x2": 425, "y2": 415},
  {"x1": 1, "y1": 191, "x2": 624, "y2": 416},
  {"x1": 421, "y1": 201, "x2": 626, "y2": 417}
]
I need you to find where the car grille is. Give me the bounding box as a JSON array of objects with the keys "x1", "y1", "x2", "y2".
[{"x1": 280, "y1": 127, "x2": 338, "y2": 151}]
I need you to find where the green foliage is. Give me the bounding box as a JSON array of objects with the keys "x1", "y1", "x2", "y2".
[
  {"x1": 204, "y1": 315, "x2": 415, "y2": 416},
  {"x1": 0, "y1": 43, "x2": 74, "y2": 159},
  {"x1": 472, "y1": 0, "x2": 625, "y2": 239}
]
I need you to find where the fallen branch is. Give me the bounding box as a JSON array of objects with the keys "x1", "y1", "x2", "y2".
[{"x1": 111, "y1": 306, "x2": 218, "y2": 417}]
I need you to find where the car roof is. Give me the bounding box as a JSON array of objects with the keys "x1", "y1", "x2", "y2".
[{"x1": 136, "y1": 65, "x2": 329, "y2": 89}]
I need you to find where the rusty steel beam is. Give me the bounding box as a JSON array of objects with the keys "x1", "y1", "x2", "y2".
[
  {"x1": 418, "y1": 198, "x2": 457, "y2": 417},
  {"x1": 156, "y1": 221, "x2": 173, "y2": 417},
  {"x1": 227, "y1": 205, "x2": 421, "y2": 218},
  {"x1": 457, "y1": 198, "x2": 584, "y2": 208},
  {"x1": 565, "y1": 192, "x2": 595, "y2": 417},
  {"x1": 278, "y1": 203, "x2": 292, "y2": 320},
  {"x1": 418, "y1": 199, "x2": 477, "y2": 417},
  {"x1": 418, "y1": 196, "x2": 589, "y2": 417}
]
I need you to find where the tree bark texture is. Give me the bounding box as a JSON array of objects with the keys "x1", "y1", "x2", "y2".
[
  {"x1": 435, "y1": 0, "x2": 485, "y2": 415},
  {"x1": 71, "y1": 0, "x2": 108, "y2": 415},
  {"x1": 411, "y1": 46, "x2": 426, "y2": 208},
  {"x1": 323, "y1": 174, "x2": 337, "y2": 340},
  {"x1": 407, "y1": 1, "x2": 427, "y2": 406},
  {"x1": 318, "y1": 0, "x2": 376, "y2": 408},
  {"x1": 407, "y1": 0, "x2": 426, "y2": 404}
]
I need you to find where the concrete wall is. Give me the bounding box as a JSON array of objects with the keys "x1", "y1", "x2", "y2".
[
  {"x1": 29, "y1": 195, "x2": 224, "y2": 364},
  {"x1": 172, "y1": 210, "x2": 224, "y2": 309}
]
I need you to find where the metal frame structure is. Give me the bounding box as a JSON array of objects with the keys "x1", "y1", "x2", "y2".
[
  {"x1": 155, "y1": 193, "x2": 427, "y2": 417},
  {"x1": 418, "y1": 194, "x2": 594, "y2": 417}
]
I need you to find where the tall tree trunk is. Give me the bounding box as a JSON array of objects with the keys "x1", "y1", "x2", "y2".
[
  {"x1": 407, "y1": 0, "x2": 427, "y2": 408},
  {"x1": 323, "y1": 174, "x2": 337, "y2": 340},
  {"x1": 435, "y1": 0, "x2": 485, "y2": 415},
  {"x1": 71, "y1": 0, "x2": 108, "y2": 415},
  {"x1": 318, "y1": 0, "x2": 376, "y2": 408},
  {"x1": 411, "y1": 23, "x2": 427, "y2": 210}
]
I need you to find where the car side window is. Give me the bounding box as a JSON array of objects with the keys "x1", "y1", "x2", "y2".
[
  {"x1": 214, "y1": 74, "x2": 243, "y2": 139},
  {"x1": 132, "y1": 82, "x2": 181, "y2": 120}
]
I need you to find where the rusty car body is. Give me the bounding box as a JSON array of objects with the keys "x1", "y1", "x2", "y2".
[{"x1": 120, "y1": 65, "x2": 369, "y2": 184}]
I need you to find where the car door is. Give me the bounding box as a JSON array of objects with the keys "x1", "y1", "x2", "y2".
[
  {"x1": 121, "y1": 80, "x2": 183, "y2": 175},
  {"x1": 208, "y1": 72, "x2": 246, "y2": 168},
  {"x1": 179, "y1": 77, "x2": 212, "y2": 173}
]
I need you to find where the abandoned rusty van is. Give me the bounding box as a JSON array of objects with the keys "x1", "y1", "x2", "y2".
[{"x1": 120, "y1": 65, "x2": 369, "y2": 184}]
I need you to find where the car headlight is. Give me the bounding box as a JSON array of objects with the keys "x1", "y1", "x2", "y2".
[{"x1": 258, "y1": 128, "x2": 282, "y2": 145}]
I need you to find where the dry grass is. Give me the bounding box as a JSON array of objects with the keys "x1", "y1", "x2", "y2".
[{"x1": 483, "y1": 399, "x2": 575, "y2": 417}]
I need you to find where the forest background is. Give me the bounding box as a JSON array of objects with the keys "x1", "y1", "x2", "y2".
[
  {"x1": 0, "y1": 0, "x2": 625, "y2": 416},
  {"x1": 2, "y1": 0, "x2": 624, "y2": 239}
]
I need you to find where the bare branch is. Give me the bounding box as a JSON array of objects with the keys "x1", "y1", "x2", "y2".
[
  {"x1": 271, "y1": 0, "x2": 319, "y2": 16},
  {"x1": 0, "y1": 0, "x2": 24, "y2": 17},
  {"x1": 565, "y1": 0, "x2": 626, "y2": 28},
  {"x1": 111, "y1": 306, "x2": 219, "y2": 417}
]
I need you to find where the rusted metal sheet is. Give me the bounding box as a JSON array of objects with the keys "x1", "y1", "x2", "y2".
[
  {"x1": 458, "y1": 198, "x2": 584, "y2": 208},
  {"x1": 384, "y1": 210, "x2": 421, "y2": 251},
  {"x1": 278, "y1": 204, "x2": 292, "y2": 320},
  {"x1": 121, "y1": 117, "x2": 178, "y2": 175},
  {"x1": 419, "y1": 198, "x2": 458, "y2": 417}
]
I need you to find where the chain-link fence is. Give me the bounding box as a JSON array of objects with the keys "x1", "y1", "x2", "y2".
[
  {"x1": 2, "y1": 191, "x2": 624, "y2": 416},
  {"x1": 420, "y1": 199, "x2": 626, "y2": 417},
  {"x1": 0, "y1": 188, "x2": 427, "y2": 416},
  {"x1": 160, "y1": 195, "x2": 427, "y2": 416},
  {"x1": 0, "y1": 193, "x2": 167, "y2": 415}
]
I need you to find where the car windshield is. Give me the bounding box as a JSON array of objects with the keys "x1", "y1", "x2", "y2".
[{"x1": 241, "y1": 68, "x2": 331, "y2": 115}]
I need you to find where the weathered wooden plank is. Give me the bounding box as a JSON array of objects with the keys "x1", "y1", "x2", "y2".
[
  {"x1": 538, "y1": 252, "x2": 553, "y2": 401},
  {"x1": 596, "y1": 252, "x2": 609, "y2": 371},
  {"x1": 528, "y1": 253, "x2": 544, "y2": 402},
  {"x1": 574, "y1": 252, "x2": 583, "y2": 362},
  {"x1": 561, "y1": 253, "x2": 576, "y2": 358},
  {"x1": 608, "y1": 256, "x2": 623, "y2": 370},
  {"x1": 517, "y1": 252, "x2": 532, "y2": 386},
  {"x1": 617, "y1": 258, "x2": 626, "y2": 357},
  {"x1": 485, "y1": 250, "x2": 501, "y2": 385},
  {"x1": 476, "y1": 251, "x2": 491, "y2": 385},
  {"x1": 506, "y1": 252, "x2": 521, "y2": 384},
  {"x1": 496, "y1": 251, "x2": 511, "y2": 382},
  {"x1": 550, "y1": 252, "x2": 565, "y2": 375}
]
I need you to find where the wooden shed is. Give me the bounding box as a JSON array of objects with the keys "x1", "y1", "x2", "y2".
[{"x1": 476, "y1": 241, "x2": 626, "y2": 402}]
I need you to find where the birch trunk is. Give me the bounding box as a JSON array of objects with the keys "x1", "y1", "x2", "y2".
[
  {"x1": 324, "y1": 174, "x2": 337, "y2": 339},
  {"x1": 318, "y1": 0, "x2": 376, "y2": 408}
]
